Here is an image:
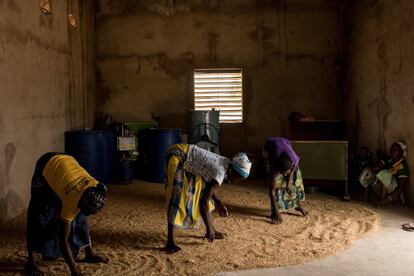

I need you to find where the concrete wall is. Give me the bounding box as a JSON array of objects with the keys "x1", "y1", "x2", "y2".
[
  {"x1": 0, "y1": 0, "x2": 71, "y2": 219},
  {"x1": 96, "y1": 0, "x2": 344, "y2": 155},
  {"x1": 345, "y1": 0, "x2": 414, "y2": 203},
  {"x1": 0, "y1": 0, "x2": 96, "y2": 220}
]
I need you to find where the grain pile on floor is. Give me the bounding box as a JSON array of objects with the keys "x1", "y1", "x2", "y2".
[{"x1": 0, "y1": 182, "x2": 379, "y2": 275}]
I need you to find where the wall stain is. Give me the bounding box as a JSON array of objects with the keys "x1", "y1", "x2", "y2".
[
  {"x1": 0, "y1": 189, "x2": 24, "y2": 220},
  {"x1": 367, "y1": 0, "x2": 384, "y2": 20},
  {"x1": 208, "y1": 32, "x2": 218, "y2": 66},
  {"x1": 0, "y1": 22, "x2": 68, "y2": 55},
  {"x1": 148, "y1": 1, "x2": 191, "y2": 17},
  {"x1": 39, "y1": 14, "x2": 54, "y2": 29},
  {"x1": 353, "y1": 100, "x2": 361, "y2": 146},
  {"x1": 248, "y1": 27, "x2": 276, "y2": 42},
  {"x1": 136, "y1": 57, "x2": 141, "y2": 74},
  {"x1": 96, "y1": 70, "x2": 112, "y2": 107},
  {"x1": 0, "y1": 39, "x2": 5, "y2": 63},
  {"x1": 0, "y1": 115, "x2": 3, "y2": 146},
  {"x1": 97, "y1": 51, "x2": 194, "y2": 106},
  {"x1": 261, "y1": 50, "x2": 282, "y2": 66},
  {"x1": 4, "y1": 142, "x2": 16, "y2": 188},
  {"x1": 194, "y1": 20, "x2": 203, "y2": 28},
  {"x1": 368, "y1": 42, "x2": 390, "y2": 151},
  {"x1": 7, "y1": 0, "x2": 21, "y2": 14},
  {"x1": 203, "y1": 0, "x2": 219, "y2": 11},
  {"x1": 282, "y1": 0, "x2": 288, "y2": 60},
  {"x1": 286, "y1": 53, "x2": 330, "y2": 63},
  {"x1": 98, "y1": 0, "x2": 219, "y2": 19},
  {"x1": 398, "y1": 40, "x2": 403, "y2": 74},
  {"x1": 159, "y1": 52, "x2": 194, "y2": 78},
  {"x1": 262, "y1": 41, "x2": 276, "y2": 51}
]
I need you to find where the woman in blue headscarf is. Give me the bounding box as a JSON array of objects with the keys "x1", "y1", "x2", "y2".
[{"x1": 165, "y1": 144, "x2": 252, "y2": 253}]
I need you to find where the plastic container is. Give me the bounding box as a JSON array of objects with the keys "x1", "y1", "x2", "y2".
[
  {"x1": 137, "y1": 128, "x2": 181, "y2": 183},
  {"x1": 116, "y1": 157, "x2": 134, "y2": 184},
  {"x1": 65, "y1": 129, "x2": 115, "y2": 184}
]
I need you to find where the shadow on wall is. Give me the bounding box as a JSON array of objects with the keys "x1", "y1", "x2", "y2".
[
  {"x1": 0, "y1": 142, "x2": 24, "y2": 221},
  {"x1": 0, "y1": 190, "x2": 24, "y2": 221}
]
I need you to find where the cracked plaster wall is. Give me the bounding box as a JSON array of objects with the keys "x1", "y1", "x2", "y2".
[
  {"x1": 96, "y1": 0, "x2": 345, "y2": 155},
  {"x1": 0, "y1": 0, "x2": 71, "y2": 220},
  {"x1": 345, "y1": 0, "x2": 414, "y2": 204}
]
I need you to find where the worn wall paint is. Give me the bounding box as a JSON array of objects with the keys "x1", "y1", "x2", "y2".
[
  {"x1": 97, "y1": 0, "x2": 344, "y2": 156},
  {"x1": 69, "y1": 0, "x2": 98, "y2": 129},
  {"x1": 345, "y1": 0, "x2": 414, "y2": 204},
  {"x1": 0, "y1": 1, "x2": 71, "y2": 220}
]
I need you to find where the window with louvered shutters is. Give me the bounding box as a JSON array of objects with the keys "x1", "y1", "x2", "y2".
[{"x1": 193, "y1": 69, "x2": 243, "y2": 123}]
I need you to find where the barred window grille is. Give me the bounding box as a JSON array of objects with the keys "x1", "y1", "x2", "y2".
[{"x1": 194, "y1": 68, "x2": 243, "y2": 123}]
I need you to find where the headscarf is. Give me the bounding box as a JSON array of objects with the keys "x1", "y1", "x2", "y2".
[
  {"x1": 79, "y1": 183, "x2": 107, "y2": 215},
  {"x1": 394, "y1": 140, "x2": 407, "y2": 157},
  {"x1": 231, "y1": 152, "x2": 252, "y2": 179}
]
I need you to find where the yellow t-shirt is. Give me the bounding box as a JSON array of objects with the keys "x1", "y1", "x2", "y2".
[{"x1": 43, "y1": 155, "x2": 99, "y2": 223}]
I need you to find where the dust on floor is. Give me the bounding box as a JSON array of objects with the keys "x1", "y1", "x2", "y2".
[{"x1": 0, "y1": 181, "x2": 379, "y2": 275}]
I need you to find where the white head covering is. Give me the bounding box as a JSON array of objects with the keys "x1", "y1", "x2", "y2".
[
  {"x1": 394, "y1": 140, "x2": 407, "y2": 157},
  {"x1": 231, "y1": 153, "x2": 252, "y2": 178}
]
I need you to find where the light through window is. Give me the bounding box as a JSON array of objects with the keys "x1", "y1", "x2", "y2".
[{"x1": 194, "y1": 68, "x2": 243, "y2": 123}]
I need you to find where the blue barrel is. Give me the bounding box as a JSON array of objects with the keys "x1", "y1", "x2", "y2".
[
  {"x1": 65, "y1": 130, "x2": 115, "y2": 184},
  {"x1": 138, "y1": 128, "x2": 181, "y2": 183},
  {"x1": 116, "y1": 158, "x2": 134, "y2": 184}
]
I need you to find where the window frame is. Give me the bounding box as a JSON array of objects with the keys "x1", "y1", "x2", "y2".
[{"x1": 193, "y1": 68, "x2": 244, "y2": 124}]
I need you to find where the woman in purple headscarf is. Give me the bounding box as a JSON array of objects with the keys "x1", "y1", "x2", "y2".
[{"x1": 263, "y1": 137, "x2": 307, "y2": 224}]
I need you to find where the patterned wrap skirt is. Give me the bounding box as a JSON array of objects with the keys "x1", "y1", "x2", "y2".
[
  {"x1": 165, "y1": 144, "x2": 214, "y2": 229},
  {"x1": 263, "y1": 148, "x2": 305, "y2": 210}
]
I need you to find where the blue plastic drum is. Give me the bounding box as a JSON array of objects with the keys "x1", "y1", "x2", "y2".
[
  {"x1": 138, "y1": 128, "x2": 181, "y2": 183},
  {"x1": 65, "y1": 130, "x2": 115, "y2": 184}
]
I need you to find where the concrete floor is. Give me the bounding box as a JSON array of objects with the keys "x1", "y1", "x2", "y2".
[{"x1": 218, "y1": 202, "x2": 414, "y2": 276}]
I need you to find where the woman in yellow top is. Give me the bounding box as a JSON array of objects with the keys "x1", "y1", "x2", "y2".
[
  {"x1": 24, "y1": 153, "x2": 108, "y2": 276},
  {"x1": 165, "y1": 144, "x2": 252, "y2": 253}
]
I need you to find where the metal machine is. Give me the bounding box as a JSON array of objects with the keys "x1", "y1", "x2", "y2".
[{"x1": 188, "y1": 109, "x2": 220, "y2": 153}]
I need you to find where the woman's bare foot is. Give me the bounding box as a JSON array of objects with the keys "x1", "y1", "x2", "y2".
[
  {"x1": 24, "y1": 260, "x2": 44, "y2": 276},
  {"x1": 165, "y1": 242, "x2": 181, "y2": 253},
  {"x1": 295, "y1": 205, "x2": 308, "y2": 216},
  {"x1": 84, "y1": 253, "x2": 109, "y2": 263},
  {"x1": 205, "y1": 231, "x2": 226, "y2": 239},
  {"x1": 41, "y1": 255, "x2": 58, "y2": 262}
]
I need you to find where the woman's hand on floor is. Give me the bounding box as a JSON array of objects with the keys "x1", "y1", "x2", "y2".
[
  {"x1": 205, "y1": 229, "x2": 216, "y2": 242},
  {"x1": 217, "y1": 203, "x2": 229, "y2": 217}
]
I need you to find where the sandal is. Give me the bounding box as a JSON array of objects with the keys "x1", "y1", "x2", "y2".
[{"x1": 401, "y1": 223, "x2": 414, "y2": 232}]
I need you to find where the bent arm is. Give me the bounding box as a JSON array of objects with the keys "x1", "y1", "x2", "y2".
[
  {"x1": 268, "y1": 175, "x2": 278, "y2": 213},
  {"x1": 212, "y1": 192, "x2": 228, "y2": 217},
  {"x1": 287, "y1": 169, "x2": 294, "y2": 190},
  {"x1": 60, "y1": 220, "x2": 79, "y2": 275},
  {"x1": 212, "y1": 193, "x2": 222, "y2": 205},
  {"x1": 200, "y1": 182, "x2": 219, "y2": 239},
  {"x1": 268, "y1": 175, "x2": 282, "y2": 223}
]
